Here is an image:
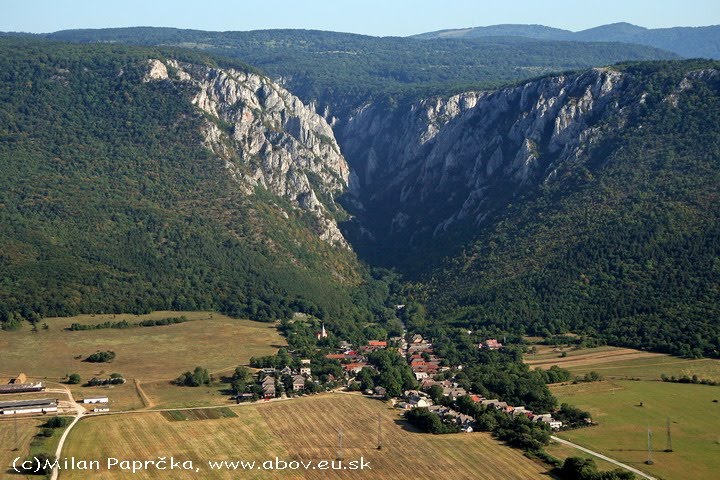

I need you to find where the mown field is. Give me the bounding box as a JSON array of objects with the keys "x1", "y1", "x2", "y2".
[
  {"x1": 0, "y1": 415, "x2": 71, "y2": 479},
  {"x1": 60, "y1": 394, "x2": 549, "y2": 479},
  {"x1": 0, "y1": 417, "x2": 41, "y2": 479},
  {"x1": 552, "y1": 380, "x2": 720, "y2": 480},
  {"x1": 525, "y1": 345, "x2": 720, "y2": 382},
  {"x1": 0, "y1": 311, "x2": 284, "y2": 411}
]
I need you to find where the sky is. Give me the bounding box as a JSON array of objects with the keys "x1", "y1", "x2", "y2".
[{"x1": 2, "y1": 0, "x2": 719, "y2": 36}]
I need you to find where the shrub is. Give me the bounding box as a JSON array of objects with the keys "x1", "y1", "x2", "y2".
[{"x1": 84, "y1": 351, "x2": 116, "y2": 363}]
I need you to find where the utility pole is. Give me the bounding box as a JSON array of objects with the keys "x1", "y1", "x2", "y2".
[
  {"x1": 377, "y1": 414, "x2": 382, "y2": 450},
  {"x1": 645, "y1": 427, "x2": 654, "y2": 465},
  {"x1": 336, "y1": 428, "x2": 344, "y2": 461},
  {"x1": 665, "y1": 417, "x2": 673, "y2": 452}
]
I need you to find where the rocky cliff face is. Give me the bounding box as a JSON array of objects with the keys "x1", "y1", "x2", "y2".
[
  {"x1": 144, "y1": 59, "x2": 350, "y2": 247},
  {"x1": 339, "y1": 67, "x2": 632, "y2": 252}
]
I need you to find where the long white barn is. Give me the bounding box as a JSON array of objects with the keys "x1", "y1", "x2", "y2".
[{"x1": 0, "y1": 398, "x2": 58, "y2": 415}]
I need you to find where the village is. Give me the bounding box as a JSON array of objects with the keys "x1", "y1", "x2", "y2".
[{"x1": 241, "y1": 325, "x2": 565, "y2": 434}]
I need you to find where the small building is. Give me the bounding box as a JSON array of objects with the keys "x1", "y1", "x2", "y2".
[
  {"x1": 367, "y1": 340, "x2": 387, "y2": 348},
  {"x1": 0, "y1": 398, "x2": 58, "y2": 415},
  {"x1": 261, "y1": 376, "x2": 276, "y2": 399},
  {"x1": 280, "y1": 366, "x2": 293, "y2": 376},
  {"x1": 236, "y1": 393, "x2": 255, "y2": 403},
  {"x1": 82, "y1": 396, "x2": 109, "y2": 404},
  {"x1": 411, "y1": 334, "x2": 424, "y2": 344},
  {"x1": 374, "y1": 386, "x2": 387, "y2": 397},
  {"x1": 10, "y1": 373, "x2": 27, "y2": 384},
  {"x1": 479, "y1": 338, "x2": 503, "y2": 350},
  {"x1": 93, "y1": 407, "x2": 110, "y2": 413},
  {"x1": 456, "y1": 413, "x2": 475, "y2": 433},
  {"x1": 300, "y1": 359, "x2": 311, "y2": 365},
  {"x1": 292, "y1": 375, "x2": 305, "y2": 391},
  {"x1": 446, "y1": 388, "x2": 467, "y2": 401},
  {"x1": 407, "y1": 395, "x2": 430, "y2": 408},
  {"x1": 343, "y1": 363, "x2": 367, "y2": 374},
  {"x1": 539, "y1": 416, "x2": 563, "y2": 430},
  {"x1": 300, "y1": 367, "x2": 311, "y2": 376}
]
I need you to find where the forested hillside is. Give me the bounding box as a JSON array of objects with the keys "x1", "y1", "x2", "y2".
[
  {"x1": 0, "y1": 38, "x2": 396, "y2": 335},
  {"x1": 43, "y1": 27, "x2": 677, "y2": 118},
  {"x1": 414, "y1": 22, "x2": 720, "y2": 59},
  {"x1": 420, "y1": 62, "x2": 720, "y2": 358}
]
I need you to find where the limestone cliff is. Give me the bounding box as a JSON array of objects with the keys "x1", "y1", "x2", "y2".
[
  {"x1": 144, "y1": 59, "x2": 350, "y2": 247},
  {"x1": 339, "y1": 67, "x2": 630, "y2": 246}
]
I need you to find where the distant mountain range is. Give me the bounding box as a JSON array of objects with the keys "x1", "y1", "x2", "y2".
[{"x1": 412, "y1": 22, "x2": 720, "y2": 59}]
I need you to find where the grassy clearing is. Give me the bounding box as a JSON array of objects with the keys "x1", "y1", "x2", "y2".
[
  {"x1": 525, "y1": 346, "x2": 664, "y2": 369},
  {"x1": 140, "y1": 380, "x2": 237, "y2": 410},
  {"x1": 563, "y1": 356, "x2": 720, "y2": 383},
  {"x1": 0, "y1": 311, "x2": 284, "y2": 410},
  {"x1": 161, "y1": 408, "x2": 237, "y2": 422},
  {"x1": 61, "y1": 393, "x2": 549, "y2": 479},
  {"x1": 525, "y1": 345, "x2": 720, "y2": 382},
  {"x1": 543, "y1": 440, "x2": 619, "y2": 473},
  {"x1": 552, "y1": 380, "x2": 720, "y2": 480}
]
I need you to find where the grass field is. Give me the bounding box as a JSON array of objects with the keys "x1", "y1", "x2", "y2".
[
  {"x1": 543, "y1": 440, "x2": 618, "y2": 473},
  {"x1": 525, "y1": 346, "x2": 720, "y2": 382},
  {"x1": 0, "y1": 417, "x2": 42, "y2": 479},
  {"x1": 60, "y1": 394, "x2": 550, "y2": 479},
  {"x1": 552, "y1": 380, "x2": 720, "y2": 480},
  {"x1": 0, "y1": 415, "x2": 71, "y2": 479},
  {"x1": 0, "y1": 311, "x2": 284, "y2": 411}
]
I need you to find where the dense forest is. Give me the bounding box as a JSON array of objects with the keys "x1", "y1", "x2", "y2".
[
  {"x1": 0, "y1": 38, "x2": 394, "y2": 334},
  {"x1": 422, "y1": 61, "x2": 720, "y2": 358},
  {"x1": 41, "y1": 27, "x2": 677, "y2": 118}
]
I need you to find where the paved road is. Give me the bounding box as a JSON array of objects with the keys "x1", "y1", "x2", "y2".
[{"x1": 551, "y1": 435, "x2": 657, "y2": 480}]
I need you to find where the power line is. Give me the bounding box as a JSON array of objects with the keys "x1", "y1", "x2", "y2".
[
  {"x1": 377, "y1": 413, "x2": 383, "y2": 450},
  {"x1": 645, "y1": 427, "x2": 654, "y2": 465},
  {"x1": 335, "y1": 427, "x2": 344, "y2": 461},
  {"x1": 665, "y1": 417, "x2": 673, "y2": 452}
]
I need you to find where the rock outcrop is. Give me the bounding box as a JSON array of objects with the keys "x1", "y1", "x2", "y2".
[
  {"x1": 145, "y1": 59, "x2": 350, "y2": 247},
  {"x1": 339, "y1": 67, "x2": 630, "y2": 245}
]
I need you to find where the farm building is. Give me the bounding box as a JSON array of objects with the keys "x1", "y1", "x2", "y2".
[
  {"x1": 10, "y1": 373, "x2": 27, "y2": 384},
  {"x1": 82, "y1": 396, "x2": 109, "y2": 404},
  {"x1": 292, "y1": 375, "x2": 305, "y2": 391},
  {"x1": 0, "y1": 398, "x2": 58, "y2": 415},
  {"x1": 0, "y1": 382, "x2": 45, "y2": 394},
  {"x1": 93, "y1": 407, "x2": 110, "y2": 413}
]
